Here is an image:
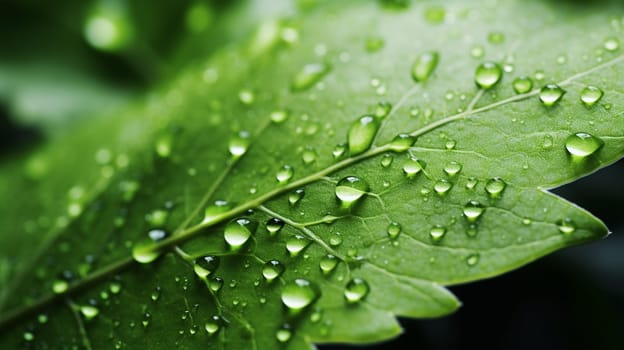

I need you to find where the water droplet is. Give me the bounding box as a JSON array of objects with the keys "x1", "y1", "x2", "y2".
[
  {"x1": 485, "y1": 177, "x2": 506, "y2": 197},
  {"x1": 470, "y1": 45, "x2": 484, "y2": 58},
  {"x1": 387, "y1": 222, "x2": 401, "y2": 239},
  {"x1": 286, "y1": 235, "x2": 311, "y2": 257},
  {"x1": 238, "y1": 89, "x2": 255, "y2": 105},
  {"x1": 443, "y1": 161, "x2": 462, "y2": 176},
  {"x1": 38, "y1": 314, "x2": 48, "y2": 324},
  {"x1": 445, "y1": 139, "x2": 456, "y2": 150},
  {"x1": 329, "y1": 234, "x2": 343, "y2": 247},
  {"x1": 522, "y1": 218, "x2": 532, "y2": 225},
  {"x1": 411, "y1": 51, "x2": 440, "y2": 82},
  {"x1": 262, "y1": 260, "x2": 285, "y2": 282},
  {"x1": 347, "y1": 115, "x2": 380, "y2": 156},
  {"x1": 229, "y1": 131, "x2": 251, "y2": 158},
  {"x1": 205, "y1": 315, "x2": 222, "y2": 336},
  {"x1": 604, "y1": 37, "x2": 620, "y2": 51},
  {"x1": 276, "y1": 165, "x2": 294, "y2": 184},
  {"x1": 475, "y1": 62, "x2": 503, "y2": 89},
  {"x1": 319, "y1": 254, "x2": 339, "y2": 275},
  {"x1": 193, "y1": 256, "x2": 220, "y2": 279},
  {"x1": 142, "y1": 312, "x2": 151, "y2": 328},
  {"x1": 344, "y1": 278, "x2": 370, "y2": 303},
  {"x1": 389, "y1": 134, "x2": 416, "y2": 152},
  {"x1": 281, "y1": 279, "x2": 319, "y2": 311},
  {"x1": 266, "y1": 218, "x2": 285, "y2": 236},
  {"x1": 291, "y1": 63, "x2": 330, "y2": 92},
  {"x1": 155, "y1": 134, "x2": 172, "y2": 158},
  {"x1": 52, "y1": 279, "x2": 69, "y2": 294},
  {"x1": 375, "y1": 101, "x2": 392, "y2": 118},
  {"x1": 203, "y1": 200, "x2": 231, "y2": 224},
  {"x1": 429, "y1": 225, "x2": 446, "y2": 242},
  {"x1": 132, "y1": 242, "x2": 161, "y2": 264},
  {"x1": 276, "y1": 324, "x2": 293, "y2": 343},
  {"x1": 302, "y1": 148, "x2": 317, "y2": 164},
  {"x1": 463, "y1": 200, "x2": 485, "y2": 222},
  {"x1": 557, "y1": 218, "x2": 576, "y2": 234},
  {"x1": 580, "y1": 86, "x2": 604, "y2": 107},
  {"x1": 487, "y1": 31, "x2": 505, "y2": 44},
  {"x1": 539, "y1": 84, "x2": 565, "y2": 106},
  {"x1": 466, "y1": 253, "x2": 480, "y2": 266},
  {"x1": 512, "y1": 76, "x2": 533, "y2": 94},
  {"x1": 208, "y1": 277, "x2": 224, "y2": 292},
  {"x1": 80, "y1": 305, "x2": 100, "y2": 320},
  {"x1": 145, "y1": 209, "x2": 168, "y2": 228},
  {"x1": 23, "y1": 332, "x2": 34, "y2": 342},
  {"x1": 150, "y1": 286, "x2": 161, "y2": 301},
  {"x1": 434, "y1": 179, "x2": 452, "y2": 195},
  {"x1": 270, "y1": 109, "x2": 289, "y2": 123},
  {"x1": 332, "y1": 143, "x2": 348, "y2": 159},
  {"x1": 366, "y1": 37, "x2": 385, "y2": 52},
  {"x1": 335, "y1": 176, "x2": 369, "y2": 208},
  {"x1": 565, "y1": 132, "x2": 604, "y2": 157},
  {"x1": 288, "y1": 189, "x2": 305, "y2": 205},
  {"x1": 224, "y1": 218, "x2": 257, "y2": 250},
  {"x1": 148, "y1": 229, "x2": 168, "y2": 242},
  {"x1": 403, "y1": 156, "x2": 426, "y2": 178},
  {"x1": 542, "y1": 135, "x2": 554, "y2": 149},
  {"x1": 424, "y1": 6, "x2": 445, "y2": 23},
  {"x1": 380, "y1": 154, "x2": 394, "y2": 167},
  {"x1": 465, "y1": 177, "x2": 478, "y2": 190}
]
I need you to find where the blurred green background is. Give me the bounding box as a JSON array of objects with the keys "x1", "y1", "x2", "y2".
[{"x1": 1, "y1": 0, "x2": 622, "y2": 349}]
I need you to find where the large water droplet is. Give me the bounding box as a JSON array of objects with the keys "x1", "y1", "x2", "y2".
[
  {"x1": 291, "y1": 63, "x2": 330, "y2": 92},
  {"x1": 281, "y1": 279, "x2": 319, "y2": 312},
  {"x1": 403, "y1": 156, "x2": 426, "y2": 178},
  {"x1": 335, "y1": 176, "x2": 369, "y2": 208},
  {"x1": 512, "y1": 76, "x2": 533, "y2": 94},
  {"x1": 344, "y1": 278, "x2": 370, "y2": 303},
  {"x1": 319, "y1": 254, "x2": 339, "y2": 275},
  {"x1": 565, "y1": 132, "x2": 603, "y2": 157},
  {"x1": 463, "y1": 200, "x2": 485, "y2": 222},
  {"x1": 557, "y1": 218, "x2": 576, "y2": 234},
  {"x1": 429, "y1": 225, "x2": 446, "y2": 242},
  {"x1": 580, "y1": 86, "x2": 604, "y2": 107},
  {"x1": 434, "y1": 179, "x2": 452, "y2": 195},
  {"x1": 411, "y1": 51, "x2": 439, "y2": 82},
  {"x1": 224, "y1": 218, "x2": 257, "y2": 250},
  {"x1": 276, "y1": 165, "x2": 294, "y2": 184},
  {"x1": 193, "y1": 256, "x2": 220, "y2": 279},
  {"x1": 389, "y1": 134, "x2": 416, "y2": 152},
  {"x1": 348, "y1": 115, "x2": 380, "y2": 156},
  {"x1": 132, "y1": 242, "x2": 161, "y2": 264},
  {"x1": 443, "y1": 161, "x2": 462, "y2": 176},
  {"x1": 485, "y1": 177, "x2": 506, "y2": 197},
  {"x1": 539, "y1": 84, "x2": 565, "y2": 106},
  {"x1": 229, "y1": 131, "x2": 251, "y2": 158},
  {"x1": 266, "y1": 218, "x2": 285, "y2": 236},
  {"x1": 286, "y1": 235, "x2": 311, "y2": 257},
  {"x1": 474, "y1": 62, "x2": 503, "y2": 89},
  {"x1": 203, "y1": 200, "x2": 231, "y2": 224},
  {"x1": 262, "y1": 260, "x2": 285, "y2": 282}
]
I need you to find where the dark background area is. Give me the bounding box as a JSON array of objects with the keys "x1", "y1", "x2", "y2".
[{"x1": 1, "y1": 1, "x2": 622, "y2": 349}]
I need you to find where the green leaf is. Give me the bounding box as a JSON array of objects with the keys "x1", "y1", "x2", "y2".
[{"x1": 1, "y1": 0, "x2": 623, "y2": 349}]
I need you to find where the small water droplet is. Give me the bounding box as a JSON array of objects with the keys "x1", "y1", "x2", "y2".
[
  {"x1": 291, "y1": 63, "x2": 330, "y2": 92},
  {"x1": 329, "y1": 234, "x2": 343, "y2": 247},
  {"x1": 542, "y1": 135, "x2": 554, "y2": 149},
  {"x1": 38, "y1": 314, "x2": 48, "y2": 324},
  {"x1": 319, "y1": 254, "x2": 339, "y2": 275},
  {"x1": 445, "y1": 139, "x2": 456, "y2": 150},
  {"x1": 463, "y1": 200, "x2": 485, "y2": 222},
  {"x1": 580, "y1": 86, "x2": 604, "y2": 107},
  {"x1": 475, "y1": 62, "x2": 503, "y2": 89},
  {"x1": 23, "y1": 331, "x2": 34, "y2": 342},
  {"x1": 288, "y1": 189, "x2": 305, "y2": 205},
  {"x1": 80, "y1": 305, "x2": 100, "y2": 321},
  {"x1": 52, "y1": 279, "x2": 69, "y2": 294},
  {"x1": 348, "y1": 115, "x2": 380, "y2": 156},
  {"x1": 208, "y1": 277, "x2": 224, "y2": 292},
  {"x1": 565, "y1": 132, "x2": 603, "y2": 157},
  {"x1": 604, "y1": 37, "x2": 620, "y2": 51},
  {"x1": 380, "y1": 154, "x2": 394, "y2": 168},
  {"x1": 522, "y1": 218, "x2": 532, "y2": 225},
  {"x1": 193, "y1": 256, "x2": 220, "y2": 279},
  {"x1": 387, "y1": 222, "x2": 401, "y2": 239},
  {"x1": 344, "y1": 278, "x2": 370, "y2": 303},
  {"x1": 366, "y1": 37, "x2": 385, "y2": 52},
  {"x1": 238, "y1": 89, "x2": 254, "y2": 105},
  {"x1": 224, "y1": 218, "x2": 257, "y2": 250},
  {"x1": 132, "y1": 242, "x2": 161, "y2": 264},
  {"x1": 465, "y1": 177, "x2": 478, "y2": 190},
  {"x1": 266, "y1": 218, "x2": 285, "y2": 236},
  {"x1": 148, "y1": 229, "x2": 168, "y2": 242},
  {"x1": 512, "y1": 76, "x2": 533, "y2": 94},
  {"x1": 375, "y1": 101, "x2": 392, "y2": 118},
  {"x1": 434, "y1": 179, "x2": 452, "y2": 195},
  {"x1": 203, "y1": 200, "x2": 231, "y2": 224},
  {"x1": 466, "y1": 253, "x2": 480, "y2": 266},
  {"x1": 539, "y1": 84, "x2": 565, "y2": 106},
  {"x1": 229, "y1": 131, "x2": 251, "y2": 158},
  {"x1": 281, "y1": 279, "x2": 319, "y2": 312},
  {"x1": 389, "y1": 134, "x2": 416, "y2": 152},
  {"x1": 155, "y1": 134, "x2": 172, "y2": 158},
  {"x1": 470, "y1": 45, "x2": 484, "y2": 58},
  {"x1": 485, "y1": 177, "x2": 506, "y2": 197},
  {"x1": 403, "y1": 156, "x2": 426, "y2": 178},
  {"x1": 276, "y1": 165, "x2": 294, "y2": 184},
  {"x1": 557, "y1": 218, "x2": 576, "y2": 234},
  {"x1": 286, "y1": 235, "x2": 311, "y2": 257},
  {"x1": 205, "y1": 315, "x2": 223, "y2": 336},
  {"x1": 335, "y1": 176, "x2": 369, "y2": 208},
  {"x1": 429, "y1": 225, "x2": 446, "y2": 242},
  {"x1": 142, "y1": 312, "x2": 151, "y2": 328},
  {"x1": 262, "y1": 260, "x2": 285, "y2": 282},
  {"x1": 270, "y1": 109, "x2": 289, "y2": 123},
  {"x1": 276, "y1": 324, "x2": 293, "y2": 343},
  {"x1": 487, "y1": 31, "x2": 505, "y2": 45},
  {"x1": 302, "y1": 148, "x2": 317, "y2": 164},
  {"x1": 411, "y1": 51, "x2": 440, "y2": 82},
  {"x1": 332, "y1": 143, "x2": 347, "y2": 159},
  {"x1": 145, "y1": 209, "x2": 168, "y2": 228},
  {"x1": 443, "y1": 161, "x2": 462, "y2": 176},
  {"x1": 151, "y1": 286, "x2": 161, "y2": 301}
]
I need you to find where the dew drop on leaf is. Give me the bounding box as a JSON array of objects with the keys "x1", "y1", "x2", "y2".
[
  {"x1": 557, "y1": 218, "x2": 576, "y2": 234},
  {"x1": 366, "y1": 37, "x2": 385, "y2": 52},
  {"x1": 344, "y1": 278, "x2": 370, "y2": 303},
  {"x1": 466, "y1": 223, "x2": 478, "y2": 237},
  {"x1": 580, "y1": 85, "x2": 604, "y2": 107},
  {"x1": 276, "y1": 165, "x2": 294, "y2": 184},
  {"x1": 389, "y1": 133, "x2": 416, "y2": 152},
  {"x1": 132, "y1": 242, "x2": 161, "y2": 264},
  {"x1": 302, "y1": 147, "x2": 317, "y2": 164},
  {"x1": 430, "y1": 225, "x2": 446, "y2": 242},
  {"x1": 512, "y1": 76, "x2": 533, "y2": 94},
  {"x1": 80, "y1": 305, "x2": 100, "y2": 321},
  {"x1": 463, "y1": 200, "x2": 485, "y2": 222},
  {"x1": 387, "y1": 222, "x2": 401, "y2": 239},
  {"x1": 465, "y1": 177, "x2": 478, "y2": 190},
  {"x1": 542, "y1": 134, "x2": 554, "y2": 149},
  {"x1": 205, "y1": 315, "x2": 222, "y2": 336},
  {"x1": 539, "y1": 83, "x2": 565, "y2": 106},
  {"x1": 403, "y1": 156, "x2": 426, "y2": 177},
  {"x1": 23, "y1": 332, "x2": 34, "y2": 342},
  {"x1": 270, "y1": 109, "x2": 289, "y2": 123},
  {"x1": 238, "y1": 89, "x2": 254, "y2": 105},
  {"x1": 203, "y1": 200, "x2": 231, "y2": 224},
  {"x1": 332, "y1": 142, "x2": 347, "y2": 159},
  {"x1": 565, "y1": 132, "x2": 604, "y2": 157},
  {"x1": 485, "y1": 177, "x2": 506, "y2": 197},
  {"x1": 281, "y1": 279, "x2": 319, "y2": 311},
  {"x1": 208, "y1": 277, "x2": 224, "y2": 293},
  {"x1": 148, "y1": 229, "x2": 168, "y2": 242},
  {"x1": 445, "y1": 139, "x2": 456, "y2": 150},
  {"x1": 276, "y1": 324, "x2": 293, "y2": 343},
  {"x1": 262, "y1": 260, "x2": 285, "y2": 282},
  {"x1": 224, "y1": 218, "x2": 257, "y2": 250},
  {"x1": 319, "y1": 254, "x2": 339, "y2": 275},
  {"x1": 487, "y1": 31, "x2": 505, "y2": 44},
  {"x1": 604, "y1": 37, "x2": 620, "y2": 51},
  {"x1": 151, "y1": 286, "x2": 161, "y2": 301},
  {"x1": 335, "y1": 176, "x2": 369, "y2": 208},
  {"x1": 286, "y1": 235, "x2": 311, "y2": 257},
  {"x1": 474, "y1": 62, "x2": 503, "y2": 89},
  {"x1": 329, "y1": 233, "x2": 343, "y2": 247},
  {"x1": 155, "y1": 134, "x2": 172, "y2": 158},
  {"x1": 380, "y1": 154, "x2": 394, "y2": 167},
  {"x1": 411, "y1": 51, "x2": 439, "y2": 82},
  {"x1": 52, "y1": 279, "x2": 69, "y2": 294},
  {"x1": 193, "y1": 255, "x2": 220, "y2": 279},
  {"x1": 347, "y1": 115, "x2": 380, "y2": 156},
  {"x1": 443, "y1": 161, "x2": 462, "y2": 176},
  {"x1": 291, "y1": 63, "x2": 330, "y2": 92},
  {"x1": 466, "y1": 253, "x2": 480, "y2": 266},
  {"x1": 228, "y1": 131, "x2": 251, "y2": 159},
  {"x1": 288, "y1": 189, "x2": 305, "y2": 205},
  {"x1": 265, "y1": 218, "x2": 285, "y2": 236},
  {"x1": 434, "y1": 179, "x2": 452, "y2": 195},
  {"x1": 145, "y1": 209, "x2": 168, "y2": 228},
  {"x1": 375, "y1": 101, "x2": 392, "y2": 118}
]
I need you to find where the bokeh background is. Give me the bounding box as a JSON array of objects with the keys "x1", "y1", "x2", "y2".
[{"x1": 1, "y1": 0, "x2": 622, "y2": 349}]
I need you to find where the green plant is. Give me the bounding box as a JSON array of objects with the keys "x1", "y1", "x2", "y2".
[{"x1": 1, "y1": 0, "x2": 623, "y2": 349}]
